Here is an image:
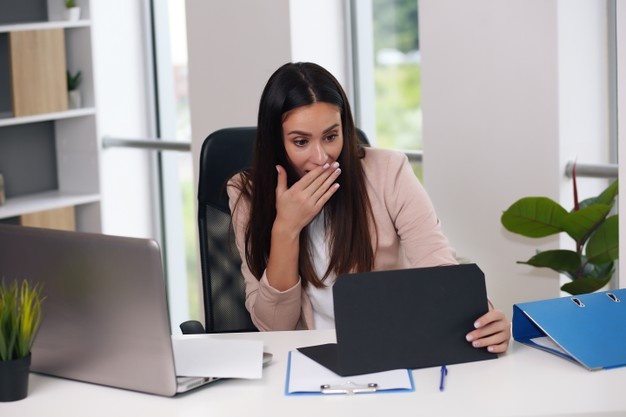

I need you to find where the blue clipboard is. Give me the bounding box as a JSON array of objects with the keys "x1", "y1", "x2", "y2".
[{"x1": 512, "y1": 288, "x2": 626, "y2": 370}]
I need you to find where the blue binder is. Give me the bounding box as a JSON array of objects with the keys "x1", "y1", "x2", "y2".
[{"x1": 513, "y1": 288, "x2": 626, "y2": 370}]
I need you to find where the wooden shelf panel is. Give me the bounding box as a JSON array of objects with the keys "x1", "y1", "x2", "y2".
[
  {"x1": 20, "y1": 205, "x2": 76, "y2": 231},
  {"x1": 10, "y1": 28, "x2": 68, "y2": 116},
  {"x1": 0, "y1": 190, "x2": 100, "y2": 220}
]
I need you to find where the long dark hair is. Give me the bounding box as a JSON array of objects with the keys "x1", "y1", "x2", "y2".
[{"x1": 237, "y1": 62, "x2": 375, "y2": 288}]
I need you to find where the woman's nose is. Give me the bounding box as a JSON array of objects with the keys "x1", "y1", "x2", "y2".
[{"x1": 313, "y1": 142, "x2": 328, "y2": 164}]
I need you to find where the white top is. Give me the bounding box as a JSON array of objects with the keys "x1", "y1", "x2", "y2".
[{"x1": 305, "y1": 211, "x2": 336, "y2": 329}]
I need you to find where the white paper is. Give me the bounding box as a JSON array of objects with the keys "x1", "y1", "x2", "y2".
[
  {"x1": 171, "y1": 335, "x2": 264, "y2": 379},
  {"x1": 287, "y1": 350, "x2": 413, "y2": 394}
]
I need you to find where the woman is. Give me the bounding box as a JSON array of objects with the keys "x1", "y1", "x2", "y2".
[{"x1": 228, "y1": 62, "x2": 510, "y2": 353}]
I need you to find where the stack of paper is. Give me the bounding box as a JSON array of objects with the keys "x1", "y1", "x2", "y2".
[{"x1": 172, "y1": 335, "x2": 264, "y2": 379}]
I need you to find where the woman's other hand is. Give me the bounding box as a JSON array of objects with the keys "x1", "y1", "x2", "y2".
[{"x1": 465, "y1": 308, "x2": 511, "y2": 353}]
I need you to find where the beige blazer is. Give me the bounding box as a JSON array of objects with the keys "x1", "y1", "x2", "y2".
[{"x1": 227, "y1": 147, "x2": 457, "y2": 331}]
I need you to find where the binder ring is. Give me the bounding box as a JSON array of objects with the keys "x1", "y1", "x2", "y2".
[{"x1": 607, "y1": 293, "x2": 621, "y2": 303}]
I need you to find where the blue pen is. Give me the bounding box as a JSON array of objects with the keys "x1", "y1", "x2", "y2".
[{"x1": 439, "y1": 365, "x2": 448, "y2": 391}]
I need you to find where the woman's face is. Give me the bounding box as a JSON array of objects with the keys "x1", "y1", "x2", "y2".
[{"x1": 281, "y1": 102, "x2": 343, "y2": 178}]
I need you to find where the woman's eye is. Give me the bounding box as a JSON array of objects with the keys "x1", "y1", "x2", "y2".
[
  {"x1": 324, "y1": 134, "x2": 338, "y2": 142},
  {"x1": 294, "y1": 139, "x2": 308, "y2": 147}
]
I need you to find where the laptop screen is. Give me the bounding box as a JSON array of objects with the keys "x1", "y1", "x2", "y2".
[{"x1": 0, "y1": 225, "x2": 179, "y2": 396}]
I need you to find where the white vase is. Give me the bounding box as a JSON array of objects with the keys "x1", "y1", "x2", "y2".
[
  {"x1": 64, "y1": 7, "x2": 81, "y2": 21},
  {"x1": 68, "y1": 90, "x2": 82, "y2": 109}
]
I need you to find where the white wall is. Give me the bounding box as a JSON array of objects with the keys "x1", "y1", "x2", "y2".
[
  {"x1": 186, "y1": 0, "x2": 291, "y2": 188},
  {"x1": 289, "y1": 0, "x2": 351, "y2": 91},
  {"x1": 91, "y1": 0, "x2": 157, "y2": 239},
  {"x1": 421, "y1": 0, "x2": 613, "y2": 315}
]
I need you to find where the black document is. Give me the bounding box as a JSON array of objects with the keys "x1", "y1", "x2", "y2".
[{"x1": 298, "y1": 264, "x2": 497, "y2": 376}]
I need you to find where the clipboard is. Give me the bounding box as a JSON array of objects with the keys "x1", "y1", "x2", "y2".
[
  {"x1": 512, "y1": 288, "x2": 626, "y2": 370},
  {"x1": 285, "y1": 350, "x2": 414, "y2": 395},
  {"x1": 299, "y1": 264, "x2": 497, "y2": 376}
]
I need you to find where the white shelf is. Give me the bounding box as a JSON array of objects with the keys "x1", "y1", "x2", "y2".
[
  {"x1": 0, "y1": 108, "x2": 96, "y2": 127},
  {"x1": 0, "y1": 0, "x2": 101, "y2": 232},
  {"x1": 0, "y1": 20, "x2": 91, "y2": 33},
  {"x1": 0, "y1": 191, "x2": 100, "y2": 220}
]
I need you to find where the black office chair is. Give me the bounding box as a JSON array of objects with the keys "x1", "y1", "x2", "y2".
[{"x1": 180, "y1": 126, "x2": 369, "y2": 334}]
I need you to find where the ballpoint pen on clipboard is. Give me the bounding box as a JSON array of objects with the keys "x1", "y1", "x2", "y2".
[{"x1": 439, "y1": 365, "x2": 448, "y2": 391}]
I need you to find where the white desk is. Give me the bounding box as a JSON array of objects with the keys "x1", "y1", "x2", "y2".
[{"x1": 3, "y1": 330, "x2": 626, "y2": 417}]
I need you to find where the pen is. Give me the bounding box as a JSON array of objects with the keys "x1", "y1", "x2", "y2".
[{"x1": 439, "y1": 365, "x2": 448, "y2": 391}]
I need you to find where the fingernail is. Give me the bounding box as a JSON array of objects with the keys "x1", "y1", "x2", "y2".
[
  {"x1": 473, "y1": 341, "x2": 481, "y2": 348},
  {"x1": 331, "y1": 161, "x2": 340, "y2": 168},
  {"x1": 276, "y1": 166, "x2": 280, "y2": 174},
  {"x1": 466, "y1": 334, "x2": 473, "y2": 342},
  {"x1": 334, "y1": 168, "x2": 341, "y2": 175},
  {"x1": 323, "y1": 163, "x2": 330, "y2": 169},
  {"x1": 474, "y1": 321, "x2": 481, "y2": 329}
]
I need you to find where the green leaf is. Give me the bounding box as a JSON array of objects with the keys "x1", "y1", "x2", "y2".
[
  {"x1": 586, "y1": 215, "x2": 619, "y2": 264},
  {"x1": 505, "y1": 179, "x2": 618, "y2": 295},
  {"x1": 561, "y1": 204, "x2": 613, "y2": 243},
  {"x1": 561, "y1": 275, "x2": 612, "y2": 295},
  {"x1": 580, "y1": 180, "x2": 619, "y2": 208},
  {"x1": 501, "y1": 197, "x2": 568, "y2": 238},
  {"x1": 0, "y1": 280, "x2": 18, "y2": 361},
  {"x1": 0, "y1": 279, "x2": 45, "y2": 360},
  {"x1": 66, "y1": 70, "x2": 82, "y2": 91},
  {"x1": 518, "y1": 249, "x2": 581, "y2": 278},
  {"x1": 581, "y1": 260, "x2": 615, "y2": 280}
]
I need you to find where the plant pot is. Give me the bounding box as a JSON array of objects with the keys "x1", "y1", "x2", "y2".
[
  {"x1": 0, "y1": 354, "x2": 31, "y2": 402},
  {"x1": 68, "y1": 89, "x2": 82, "y2": 109},
  {"x1": 64, "y1": 7, "x2": 81, "y2": 21}
]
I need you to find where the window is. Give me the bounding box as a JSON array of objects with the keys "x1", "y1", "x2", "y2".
[
  {"x1": 352, "y1": 0, "x2": 423, "y2": 176},
  {"x1": 152, "y1": 0, "x2": 200, "y2": 329}
]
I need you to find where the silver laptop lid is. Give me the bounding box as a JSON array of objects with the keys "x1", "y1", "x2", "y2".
[{"x1": 0, "y1": 225, "x2": 178, "y2": 396}]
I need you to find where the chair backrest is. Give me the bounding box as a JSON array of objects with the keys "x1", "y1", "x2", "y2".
[
  {"x1": 197, "y1": 127, "x2": 257, "y2": 332},
  {"x1": 197, "y1": 126, "x2": 370, "y2": 332}
]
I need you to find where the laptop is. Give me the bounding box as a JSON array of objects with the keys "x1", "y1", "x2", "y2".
[
  {"x1": 0, "y1": 224, "x2": 263, "y2": 396},
  {"x1": 298, "y1": 263, "x2": 498, "y2": 376}
]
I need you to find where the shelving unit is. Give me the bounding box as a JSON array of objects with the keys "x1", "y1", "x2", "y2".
[{"x1": 0, "y1": 0, "x2": 101, "y2": 232}]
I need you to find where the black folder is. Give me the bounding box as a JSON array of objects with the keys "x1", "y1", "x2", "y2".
[{"x1": 298, "y1": 264, "x2": 497, "y2": 376}]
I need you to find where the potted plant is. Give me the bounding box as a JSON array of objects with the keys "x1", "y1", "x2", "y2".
[
  {"x1": 67, "y1": 70, "x2": 82, "y2": 109},
  {"x1": 501, "y1": 174, "x2": 619, "y2": 295},
  {"x1": 0, "y1": 279, "x2": 45, "y2": 402},
  {"x1": 64, "y1": 0, "x2": 81, "y2": 21}
]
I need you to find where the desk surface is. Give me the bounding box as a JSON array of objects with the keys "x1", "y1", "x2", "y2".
[{"x1": 4, "y1": 330, "x2": 626, "y2": 417}]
